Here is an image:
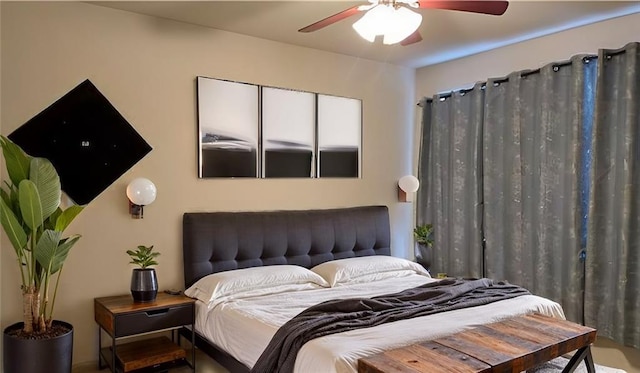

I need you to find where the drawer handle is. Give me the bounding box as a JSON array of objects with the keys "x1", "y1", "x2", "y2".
[{"x1": 145, "y1": 308, "x2": 169, "y2": 317}]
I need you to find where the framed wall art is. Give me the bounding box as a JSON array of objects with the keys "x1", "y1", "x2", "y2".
[
  {"x1": 196, "y1": 76, "x2": 362, "y2": 179},
  {"x1": 197, "y1": 77, "x2": 259, "y2": 178},
  {"x1": 317, "y1": 94, "x2": 362, "y2": 178},
  {"x1": 261, "y1": 86, "x2": 315, "y2": 178}
]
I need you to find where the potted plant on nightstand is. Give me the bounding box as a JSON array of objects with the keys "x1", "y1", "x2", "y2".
[
  {"x1": 414, "y1": 223, "x2": 434, "y2": 271},
  {"x1": 127, "y1": 245, "x2": 160, "y2": 302},
  {"x1": 0, "y1": 136, "x2": 84, "y2": 373}
]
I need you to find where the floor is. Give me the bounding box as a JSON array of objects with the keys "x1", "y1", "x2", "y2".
[
  {"x1": 74, "y1": 337, "x2": 640, "y2": 373},
  {"x1": 591, "y1": 337, "x2": 640, "y2": 373}
]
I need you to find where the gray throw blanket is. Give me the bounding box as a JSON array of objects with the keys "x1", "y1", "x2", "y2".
[{"x1": 250, "y1": 278, "x2": 530, "y2": 373}]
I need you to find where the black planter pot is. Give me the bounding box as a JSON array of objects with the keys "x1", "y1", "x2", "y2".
[
  {"x1": 3, "y1": 320, "x2": 73, "y2": 373},
  {"x1": 131, "y1": 268, "x2": 158, "y2": 302},
  {"x1": 415, "y1": 243, "x2": 432, "y2": 271}
]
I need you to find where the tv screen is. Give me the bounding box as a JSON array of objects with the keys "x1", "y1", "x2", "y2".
[{"x1": 8, "y1": 79, "x2": 152, "y2": 205}]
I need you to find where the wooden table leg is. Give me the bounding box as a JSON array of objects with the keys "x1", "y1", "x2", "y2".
[
  {"x1": 562, "y1": 345, "x2": 595, "y2": 373},
  {"x1": 98, "y1": 326, "x2": 103, "y2": 370}
]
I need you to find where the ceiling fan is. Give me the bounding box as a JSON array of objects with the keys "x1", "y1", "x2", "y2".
[{"x1": 298, "y1": 0, "x2": 509, "y2": 46}]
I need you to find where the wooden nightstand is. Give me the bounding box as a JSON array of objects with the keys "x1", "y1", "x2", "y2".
[{"x1": 94, "y1": 293, "x2": 195, "y2": 372}]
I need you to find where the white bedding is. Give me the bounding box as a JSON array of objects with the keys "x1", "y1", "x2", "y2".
[{"x1": 194, "y1": 274, "x2": 565, "y2": 373}]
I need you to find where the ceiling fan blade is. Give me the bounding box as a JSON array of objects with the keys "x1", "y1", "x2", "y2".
[
  {"x1": 400, "y1": 31, "x2": 423, "y2": 46},
  {"x1": 298, "y1": 6, "x2": 363, "y2": 33},
  {"x1": 417, "y1": 1, "x2": 509, "y2": 16}
]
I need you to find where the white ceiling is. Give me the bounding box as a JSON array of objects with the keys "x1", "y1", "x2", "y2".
[{"x1": 91, "y1": 1, "x2": 640, "y2": 68}]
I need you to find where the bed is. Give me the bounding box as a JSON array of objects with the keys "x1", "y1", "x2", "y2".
[{"x1": 182, "y1": 205, "x2": 564, "y2": 373}]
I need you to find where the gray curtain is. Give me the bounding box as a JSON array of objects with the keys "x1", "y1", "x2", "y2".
[
  {"x1": 585, "y1": 42, "x2": 640, "y2": 348},
  {"x1": 417, "y1": 84, "x2": 484, "y2": 278},
  {"x1": 416, "y1": 98, "x2": 432, "y2": 226},
  {"x1": 418, "y1": 44, "x2": 640, "y2": 342},
  {"x1": 482, "y1": 56, "x2": 592, "y2": 323}
]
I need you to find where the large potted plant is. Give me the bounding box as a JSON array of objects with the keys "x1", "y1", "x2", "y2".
[
  {"x1": 127, "y1": 245, "x2": 160, "y2": 302},
  {"x1": 413, "y1": 223, "x2": 434, "y2": 270},
  {"x1": 0, "y1": 136, "x2": 84, "y2": 373}
]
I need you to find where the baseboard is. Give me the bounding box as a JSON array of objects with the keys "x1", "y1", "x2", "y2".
[{"x1": 72, "y1": 360, "x2": 98, "y2": 372}]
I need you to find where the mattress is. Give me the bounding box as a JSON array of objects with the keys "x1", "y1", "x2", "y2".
[{"x1": 194, "y1": 274, "x2": 565, "y2": 373}]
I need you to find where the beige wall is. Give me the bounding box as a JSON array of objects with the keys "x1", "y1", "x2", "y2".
[
  {"x1": 416, "y1": 12, "x2": 640, "y2": 97},
  {"x1": 0, "y1": 2, "x2": 416, "y2": 366},
  {"x1": 416, "y1": 13, "x2": 640, "y2": 373}
]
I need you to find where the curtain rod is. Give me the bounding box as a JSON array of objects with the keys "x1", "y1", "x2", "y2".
[
  {"x1": 603, "y1": 49, "x2": 627, "y2": 58},
  {"x1": 419, "y1": 54, "x2": 598, "y2": 104}
]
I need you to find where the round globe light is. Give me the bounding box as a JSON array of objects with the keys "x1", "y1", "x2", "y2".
[
  {"x1": 126, "y1": 178, "x2": 157, "y2": 206},
  {"x1": 398, "y1": 175, "x2": 420, "y2": 193}
]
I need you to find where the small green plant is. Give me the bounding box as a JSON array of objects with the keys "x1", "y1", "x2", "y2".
[
  {"x1": 413, "y1": 224, "x2": 434, "y2": 246},
  {"x1": 126, "y1": 245, "x2": 160, "y2": 269}
]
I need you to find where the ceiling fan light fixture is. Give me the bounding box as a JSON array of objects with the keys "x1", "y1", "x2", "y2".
[
  {"x1": 352, "y1": 4, "x2": 391, "y2": 42},
  {"x1": 352, "y1": 4, "x2": 422, "y2": 45},
  {"x1": 382, "y1": 6, "x2": 422, "y2": 45}
]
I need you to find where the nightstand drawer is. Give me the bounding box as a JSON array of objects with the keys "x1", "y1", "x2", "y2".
[{"x1": 115, "y1": 304, "x2": 193, "y2": 337}]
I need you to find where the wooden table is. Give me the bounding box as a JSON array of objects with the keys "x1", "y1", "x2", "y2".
[
  {"x1": 358, "y1": 313, "x2": 597, "y2": 373},
  {"x1": 95, "y1": 293, "x2": 196, "y2": 372}
]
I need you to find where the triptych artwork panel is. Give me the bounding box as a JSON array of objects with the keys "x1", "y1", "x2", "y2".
[{"x1": 197, "y1": 76, "x2": 361, "y2": 179}]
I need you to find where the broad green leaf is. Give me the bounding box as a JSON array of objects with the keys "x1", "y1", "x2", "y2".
[
  {"x1": 0, "y1": 197, "x2": 27, "y2": 256},
  {"x1": 45, "y1": 208, "x2": 62, "y2": 231},
  {"x1": 18, "y1": 180, "x2": 44, "y2": 231},
  {"x1": 49, "y1": 234, "x2": 80, "y2": 275},
  {"x1": 0, "y1": 188, "x2": 21, "y2": 226},
  {"x1": 29, "y1": 158, "x2": 61, "y2": 220},
  {"x1": 0, "y1": 136, "x2": 31, "y2": 186},
  {"x1": 0, "y1": 188, "x2": 11, "y2": 209},
  {"x1": 55, "y1": 205, "x2": 84, "y2": 232},
  {"x1": 34, "y1": 229, "x2": 62, "y2": 274},
  {"x1": 9, "y1": 186, "x2": 21, "y2": 218}
]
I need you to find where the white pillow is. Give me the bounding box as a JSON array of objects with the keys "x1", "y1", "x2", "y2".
[
  {"x1": 311, "y1": 256, "x2": 430, "y2": 286},
  {"x1": 184, "y1": 265, "x2": 329, "y2": 305}
]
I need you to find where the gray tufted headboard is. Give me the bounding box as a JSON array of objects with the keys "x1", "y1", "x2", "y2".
[{"x1": 182, "y1": 205, "x2": 391, "y2": 288}]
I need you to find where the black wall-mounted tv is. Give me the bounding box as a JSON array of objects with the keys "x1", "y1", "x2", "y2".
[{"x1": 8, "y1": 79, "x2": 152, "y2": 205}]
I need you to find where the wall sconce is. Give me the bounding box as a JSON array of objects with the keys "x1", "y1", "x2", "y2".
[
  {"x1": 398, "y1": 175, "x2": 420, "y2": 202},
  {"x1": 126, "y1": 178, "x2": 157, "y2": 219}
]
